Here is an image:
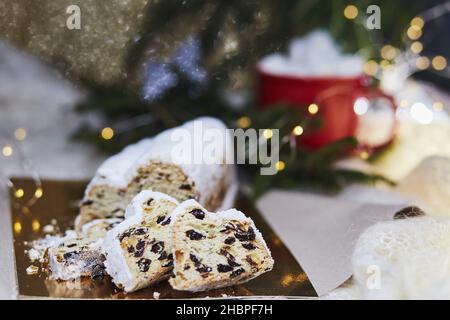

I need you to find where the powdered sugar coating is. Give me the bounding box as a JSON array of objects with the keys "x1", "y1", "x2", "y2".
[
  {"x1": 124, "y1": 190, "x2": 179, "y2": 219},
  {"x1": 82, "y1": 117, "x2": 236, "y2": 209}
]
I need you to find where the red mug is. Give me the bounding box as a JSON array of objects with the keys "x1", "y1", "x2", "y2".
[{"x1": 256, "y1": 66, "x2": 397, "y2": 151}]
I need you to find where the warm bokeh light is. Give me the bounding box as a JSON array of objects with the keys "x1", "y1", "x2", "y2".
[
  {"x1": 416, "y1": 56, "x2": 430, "y2": 70},
  {"x1": 292, "y1": 125, "x2": 304, "y2": 136},
  {"x1": 101, "y1": 127, "x2": 114, "y2": 140},
  {"x1": 363, "y1": 60, "x2": 378, "y2": 76},
  {"x1": 35, "y1": 187, "x2": 43, "y2": 199},
  {"x1": 308, "y1": 103, "x2": 319, "y2": 114},
  {"x1": 263, "y1": 129, "x2": 273, "y2": 139},
  {"x1": 399, "y1": 99, "x2": 409, "y2": 108},
  {"x1": 14, "y1": 221, "x2": 22, "y2": 234},
  {"x1": 380, "y1": 59, "x2": 392, "y2": 70},
  {"x1": 2, "y1": 144, "x2": 13, "y2": 157},
  {"x1": 432, "y1": 56, "x2": 447, "y2": 71},
  {"x1": 275, "y1": 161, "x2": 286, "y2": 171},
  {"x1": 433, "y1": 101, "x2": 444, "y2": 111},
  {"x1": 236, "y1": 116, "x2": 251, "y2": 129},
  {"x1": 407, "y1": 26, "x2": 422, "y2": 40},
  {"x1": 343, "y1": 5, "x2": 358, "y2": 20},
  {"x1": 359, "y1": 151, "x2": 369, "y2": 160},
  {"x1": 14, "y1": 128, "x2": 27, "y2": 141},
  {"x1": 410, "y1": 41, "x2": 423, "y2": 54},
  {"x1": 410, "y1": 16, "x2": 424, "y2": 30},
  {"x1": 381, "y1": 45, "x2": 398, "y2": 60},
  {"x1": 32, "y1": 219, "x2": 40, "y2": 232},
  {"x1": 15, "y1": 188, "x2": 24, "y2": 198}
]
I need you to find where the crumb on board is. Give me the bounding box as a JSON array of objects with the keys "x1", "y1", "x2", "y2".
[
  {"x1": 27, "y1": 248, "x2": 41, "y2": 262},
  {"x1": 42, "y1": 224, "x2": 55, "y2": 234},
  {"x1": 26, "y1": 265, "x2": 39, "y2": 275},
  {"x1": 153, "y1": 292, "x2": 160, "y2": 299}
]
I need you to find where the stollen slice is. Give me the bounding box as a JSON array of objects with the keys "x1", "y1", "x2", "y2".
[
  {"x1": 45, "y1": 236, "x2": 105, "y2": 281},
  {"x1": 103, "y1": 190, "x2": 179, "y2": 292},
  {"x1": 169, "y1": 200, "x2": 274, "y2": 292}
]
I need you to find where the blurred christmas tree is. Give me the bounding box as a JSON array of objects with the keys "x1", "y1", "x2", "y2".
[{"x1": 73, "y1": 0, "x2": 418, "y2": 146}]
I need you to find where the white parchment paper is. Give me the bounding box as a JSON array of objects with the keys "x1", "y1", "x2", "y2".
[{"x1": 257, "y1": 189, "x2": 405, "y2": 296}]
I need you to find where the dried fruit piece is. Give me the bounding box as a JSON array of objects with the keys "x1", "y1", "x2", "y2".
[
  {"x1": 137, "y1": 258, "x2": 151, "y2": 272},
  {"x1": 190, "y1": 208, "x2": 205, "y2": 220},
  {"x1": 186, "y1": 229, "x2": 205, "y2": 240}
]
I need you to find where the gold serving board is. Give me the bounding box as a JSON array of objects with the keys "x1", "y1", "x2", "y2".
[{"x1": 10, "y1": 178, "x2": 317, "y2": 299}]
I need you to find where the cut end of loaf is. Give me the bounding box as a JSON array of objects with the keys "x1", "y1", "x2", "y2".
[
  {"x1": 169, "y1": 200, "x2": 274, "y2": 292},
  {"x1": 103, "y1": 191, "x2": 179, "y2": 292},
  {"x1": 76, "y1": 161, "x2": 199, "y2": 230}
]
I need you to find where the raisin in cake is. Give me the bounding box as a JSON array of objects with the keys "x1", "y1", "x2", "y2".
[
  {"x1": 75, "y1": 117, "x2": 237, "y2": 230},
  {"x1": 169, "y1": 200, "x2": 274, "y2": 292},
  {"x1": 45, "y1": 237, "x2": 106, "y2": 281},
  {"x1": 103, "y1": 190, "x2": 179, "y2": 292}
]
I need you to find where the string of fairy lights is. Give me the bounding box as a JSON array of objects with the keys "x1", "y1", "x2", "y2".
[
  {"x1": 1, "y1": 128, "x2": 43, "y2": 235},
  {"x1": 90, "y1": 4, "x2": 449, "y2": 172}
]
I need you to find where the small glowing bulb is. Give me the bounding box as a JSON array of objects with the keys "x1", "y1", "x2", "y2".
[
  {"x1": 363, "y1": 60, "x2": 378, "y2": 76},
  {"x1": 35, "y1": 188, "x2": 43, "y2": 199},
  {"x1": 380, "y1": 45, "x2": 398, "y2": 60},
  {"x1": 416, "y1": 56, "x2": 430, "y2": 70},
  {"x1": 359, "y1": 151, "x2": 370, "y2": 160},
  {"x1": 432, "y1": 56, "x2": 447, "y2": 71},
  {"x1": 344, "y1": 5, "x2": 358, "y2": 20},
  {"x1": 399, "y1": 99, "x2": 409, "y2": 108},
  {"x1": 101, "y1": 127, "x2": 114, "y2": 140},
  {"x1": 14, "y1": 221, "x2": 22, "y2": 234},
  {"x1": 433, "y1": 101, "x2": 444, "y2": 111},
  {"x1": 410, "y1": 41, "x2": 423, "y2": 54},
  {"x1": 236, "y1": 116, "x2": 251, "y2": 129},
  {"x1": 32, "y1": 219, "x2": 40, "y2": 232},
  {"x1": 410, "y1": 17, "x2": 424, "y2": 30},
  {"x1": 292, "y1": 125, "x2": 304, "y2": 136},
  {"x1": 407, "y1": 26, "x2": 422, "y2": 40},
  {"x1": 380, "y1": 59, "x2": 392, "y2": 70},
  {"x1": 15, "y1": 188, "x2": 24, "y2": 198},
  {"x1": 14, "y1": 128, "x2": 27, "y2": 141},
  {"x1": 262, "y1": 129, "x2": 273, "y2": 139},
  {"x1": 308, "y1": 103, "x2": 319, "y2": 115},
  {"x1": 2, "y1": 145, "x2": 13, "y2": 157},
  {"x1": 275, "y1": 161, "x2": 285, "y2": 171}
]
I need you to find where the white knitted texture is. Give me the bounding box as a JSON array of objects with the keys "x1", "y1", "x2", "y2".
[
  {"x1": 352, "y1": 217, "x2": 450, "y2": 299},
  {"x1": 397, "y1": 156, "x2": 450, "y2": 217}
]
